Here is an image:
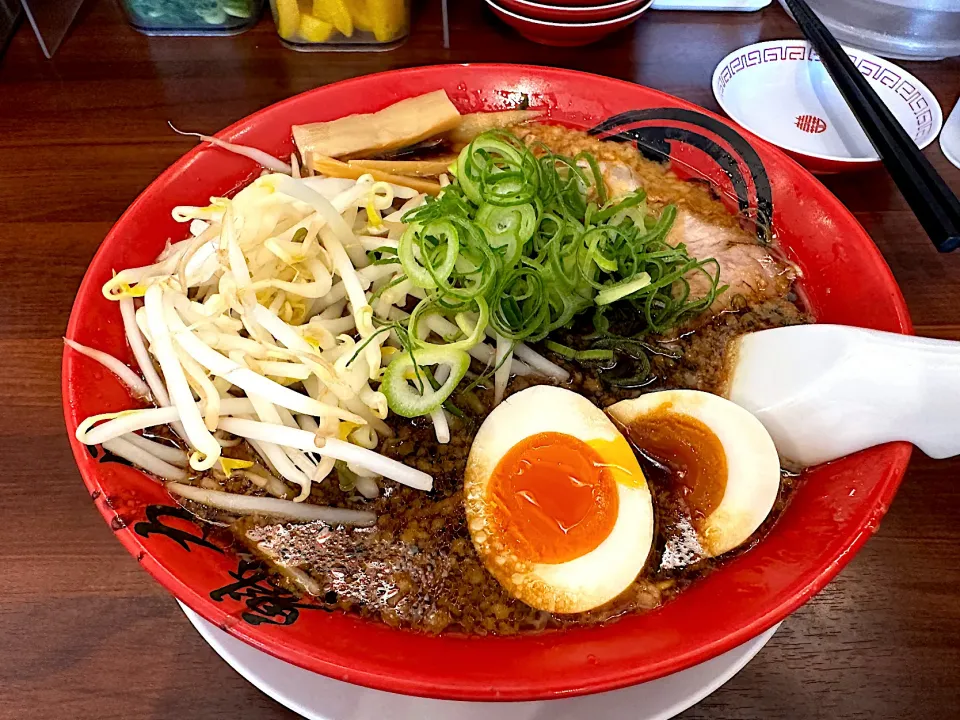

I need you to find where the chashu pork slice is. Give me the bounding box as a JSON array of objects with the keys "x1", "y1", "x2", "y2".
[
  {"x1": 512, "y1": 124, "x2": 798, "y2": 311},
  {"x1": 666, "y1": 207, "x2": 796, "y2": 305}
]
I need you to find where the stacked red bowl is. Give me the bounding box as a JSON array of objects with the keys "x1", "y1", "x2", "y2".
[{"x1": 484, "y1": 0, "x2": 653, "y2": 46}]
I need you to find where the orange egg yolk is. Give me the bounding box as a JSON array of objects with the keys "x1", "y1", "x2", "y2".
[
  {"x1": 487, "y1": 431, "x2": 619, "y2": 565},
  {"x1": 619, "y1": 411, "x2": 727, "y2": 525}
]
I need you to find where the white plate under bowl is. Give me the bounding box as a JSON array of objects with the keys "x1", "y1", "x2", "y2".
[
  {"x1": 712, "y1": 40, "x2": 943, "y2": 172},
  {"x1": 180, "y1": 601, "x2": 780, "y2": 720},
  {"x1": 941, "y1": 98, "x2": 960, "y2": 170}
]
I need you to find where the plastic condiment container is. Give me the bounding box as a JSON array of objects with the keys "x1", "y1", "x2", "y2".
[
  {"x1": 119, "y1": 0, "x2": 264, "y2": 36},
  {"x1": 777, "y1": 0, "x2": 960, "y2": 60},
  {"x1": 269, "y1": 0, "x2": 410, "y2": 51}
]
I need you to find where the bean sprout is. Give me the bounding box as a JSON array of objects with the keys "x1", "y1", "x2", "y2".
[
  {"x1": 513, "y1": 342, "x2": 571, "y2": 382},
  {"x1": 166, "y1": 482, "x2": 376, "y2": 525},
  {"x1": 102, "y1": 437, "x2": 188, "y2": 481},
  {"x1": 168, "y1": 122, "x2": 292, "y2": 174},
  {"x1": 235, "y1": 468, "x2": 293, "y2": 499},
  {"x1": 355, "y1": 475, "x2": 381, "y2": 499},
  {"x1": 77, "y1": 154, "x2": 564, "y2": 520},
  {"x1": 77, "y1": 398, "x2": 256, "y2": 446},
  {"x1": 64, "y1": 338, "x2": 151, "y2": 399},
  {"x1": 144, "y1": 284, "x2": 221, "y2": 471},
  {"x1": 120, "y1": 433, "x2": 189, "y2": 467},
  {"x1": 430, "y1": 408, "x2": 451, "y2": 444},
  {"x1": 217, "y1": 417, "x2": 432, "y2": 491}
]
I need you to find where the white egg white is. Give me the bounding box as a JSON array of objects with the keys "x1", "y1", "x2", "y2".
[
  {"x1": 606, "y1": 389, "x2": 781, "y2": 559},
  {"x1": 464, "y1": 385, "x2": 654, "y2": 614}
]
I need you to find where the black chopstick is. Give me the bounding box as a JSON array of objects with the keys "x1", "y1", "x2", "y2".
[{"x1": 782, "y1": 0, "x2": 960, "y2": 253}]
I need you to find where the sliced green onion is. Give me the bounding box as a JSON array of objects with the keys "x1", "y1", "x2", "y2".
[
  {"x1": 336, "y1": 460, "x2": 359, "y2": 492},
  {"x1": 544, "y1": 340, "x2": 613, "y2": 363},
  {"x1": 381, "y1": 347, "x2": 471, "y2": 418},
  {"x1": 575, "y1": 348, "x2": 614, "y2": 362},
  {"x1": 456, "y1": 132, "x2": 540, "y2": 207},
  {"x1": 442, "y1": 399, "x2": 466, "y2": 419},
  {"x1": 380, "y1": 130, "x2": 722, "y2": 400},
  {"x1": 589, "y1": 189, "x2": 646, "y2": 224},
  {"x1": 544, "y1": 339, "x2": 578, "y2": 359},
  {"x1": 398, "y1": 219, "x2": 459, "y2": 289},
  {"x1": 476, "y1": 202, "x2": 537, "y2": 268},
  {"x1": 409, "y1": 297, "x2": 489, "y2": 352},
  {"x1": 596, "y1": 272, "x2": 652, "y2": 306},
  {"x1": 575, "y1": 151, "x2": 607, "y2": 206}
]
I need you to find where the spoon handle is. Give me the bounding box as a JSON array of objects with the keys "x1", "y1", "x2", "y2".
[{"x1": 727, "y1": 325, "x2": 960, "y2": 467}]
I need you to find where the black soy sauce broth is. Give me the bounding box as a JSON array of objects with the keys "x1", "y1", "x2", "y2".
[{"x1": 206, "y1": 298, "x2": 808, "y2": 636}]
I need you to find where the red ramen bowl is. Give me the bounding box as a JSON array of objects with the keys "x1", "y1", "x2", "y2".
[
  {"x1": 63, "y1": 65, "x2": 912, "y2": 701},
  {"x1": 484, "y1": 0, "x2": 652, "y2": 46},
  {"x1": 530, "y1": 0, "x2": 620, "y2": 4},
  {"x1": 496, "y1": 0, "x2": 649, "y2": 22}
]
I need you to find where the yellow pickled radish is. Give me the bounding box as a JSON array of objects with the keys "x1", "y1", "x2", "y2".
[
  {"x1": 300, "y1": 13, "x2": 335, "y2": 42},
  {"x1": 368, "y1": 0, "x2": 405, "y2": 42},
  {"x1": 219, "y1": 458, "x2": 254, "y2": 475},
  {"x1": 274, "y1": 0, "x2": 301, "y2": 39},
  {"x1": 313, "y1": 0, "x2": 354, "y2": 36},
  {"x1": 344, "y1": 0, "x2": 373, "y2": 32},
  {"x1": 338, "y1": 421, "x2": 361, "y2": 441}
]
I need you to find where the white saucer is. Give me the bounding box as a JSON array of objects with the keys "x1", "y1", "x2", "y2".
[
  {"x1": 941, "y1": 99, "x2": 960, "y2": 171},
  {"x1": 712, "y1": 40, "x2": 942, "y2": 169},
  {"x1": 179, "y1": 601, "x2": 780, "y2": 720}
]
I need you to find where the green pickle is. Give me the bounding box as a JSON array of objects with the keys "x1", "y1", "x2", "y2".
[{"x1": 124, "y1": 0, "x2": 257, "y2": 28}]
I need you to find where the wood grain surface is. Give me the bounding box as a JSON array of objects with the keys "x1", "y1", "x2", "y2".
[{"x1": 1, "y1": 1, "x2": 958, "y2": 718}]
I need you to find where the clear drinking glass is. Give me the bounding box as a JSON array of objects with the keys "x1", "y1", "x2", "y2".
[
  {"x1": 119, "y1": 0, "x2": 264, "y2": 36},
  {"x1": 269, "y1": 0, "x2": 410, "y2": 51},
  {"x1": 778, "y1": 0, "x2": 960, "y2": 60}
]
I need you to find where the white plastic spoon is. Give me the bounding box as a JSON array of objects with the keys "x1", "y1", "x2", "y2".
[{"x1": 726, "y1": 324, "x2": 960, "y2": 468}]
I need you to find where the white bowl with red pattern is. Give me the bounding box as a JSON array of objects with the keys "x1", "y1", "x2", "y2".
[{"x1": 712, "y1": 40, "x2": 942, "y2": 174}]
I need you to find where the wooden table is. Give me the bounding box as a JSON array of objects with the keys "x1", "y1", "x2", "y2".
[{"x1": 2, "y1": 1, "x2": 958, "y2": 718}]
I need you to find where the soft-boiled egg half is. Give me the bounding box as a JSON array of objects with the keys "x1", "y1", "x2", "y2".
[
  {"x1": 607, "y1": 389, "x2": 781, "y2": 560},
  {"x1": 464, "y1": 385, "x2": 654, "y2": 614}
]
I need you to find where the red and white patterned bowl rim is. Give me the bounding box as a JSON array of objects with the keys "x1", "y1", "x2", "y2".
[{"x1": 711, "y1": 40, "x2": 943, "y2": 164}]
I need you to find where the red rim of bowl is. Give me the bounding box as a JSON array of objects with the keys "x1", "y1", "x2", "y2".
[
  {"x1": 502, "y1": 0, "x2": 646, "y2": 13},
  {"x1": 523, "y1": 0, "x2": 627, "y2": 4},
  {"x1": 485, "y1": 0, "x2": 652, "y2": 26},
  {"x1": 524, "y1": 0, "x2": 624, "y2": 4},
  {"x1": 63, "y1": 63, "x2": 913, "y2": 701}
]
